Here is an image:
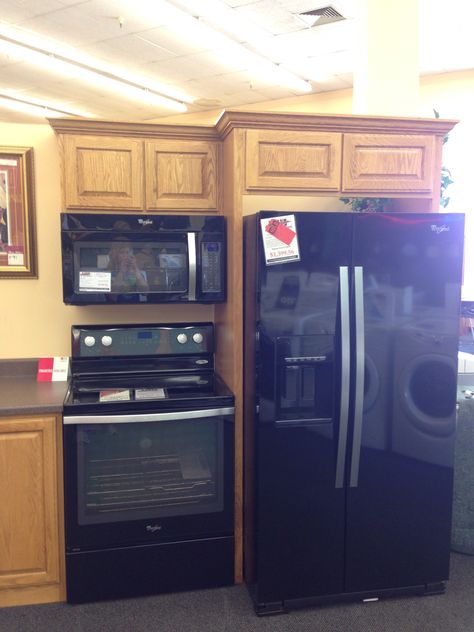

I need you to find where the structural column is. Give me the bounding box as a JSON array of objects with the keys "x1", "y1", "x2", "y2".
[{"x1": 352, "y1": 0, "x2": 420, "y2": 115}]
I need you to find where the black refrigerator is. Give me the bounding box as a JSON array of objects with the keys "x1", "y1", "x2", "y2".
[{"x1": 243, "y1": 210, "x2": 464, "y2": 615}]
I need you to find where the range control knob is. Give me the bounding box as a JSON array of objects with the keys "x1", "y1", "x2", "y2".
[
  {"x1": 101, "y1": 335, "x2": 113, "y2": 347},
  {"x1": 84, "y1": 335, "x2": 96, "y2": 347},
  {"x1": 177, "y1": 333, "x2": 188, "y2": 344},
  {"x1": 193, "y1": 333, "x2": 204, "y2": 344}
]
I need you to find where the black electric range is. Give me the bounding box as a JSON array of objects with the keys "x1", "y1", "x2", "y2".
[{"x1": 62, "y1": 323, "x2": 235, "y2": 604}]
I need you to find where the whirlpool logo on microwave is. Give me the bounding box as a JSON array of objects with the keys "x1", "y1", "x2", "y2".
[
  {"x1": 430, "y1": 224, "x2": 450, "y2": 234},
  {"x1": 138, "y1": 218, "x2": 154, "y2": 226}
]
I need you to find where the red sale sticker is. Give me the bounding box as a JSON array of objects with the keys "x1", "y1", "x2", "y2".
[
  {"x1": 37, "y1": 358, "x2": 54, "y2": 382},
  {"x1": 37, "y1": 357, "x2": 69, "y2": 382},
  {"x1": 260, "y1": 214, "x2": 300, "y2": 265}
]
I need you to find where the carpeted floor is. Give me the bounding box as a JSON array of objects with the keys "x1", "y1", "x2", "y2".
[{"x1": 0, "y1": 553, "x2": 473, "y2": 632}]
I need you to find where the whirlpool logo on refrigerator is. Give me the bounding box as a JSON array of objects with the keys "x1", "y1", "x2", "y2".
[{"x1": 430, "y1": 224, "x2": 450, "y2": 234}]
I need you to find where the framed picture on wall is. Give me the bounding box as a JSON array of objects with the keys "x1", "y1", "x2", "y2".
[{"x1": 0, "y1": 146, "x2": 37, "y2": 278}]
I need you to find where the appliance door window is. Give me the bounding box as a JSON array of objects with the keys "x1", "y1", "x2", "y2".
[
  {"x1": 73, "y1": 239, "x2": 188, "y2": 295},
  {"x1": 75, "y1": 417, "x2": 223, "y2": 525}
]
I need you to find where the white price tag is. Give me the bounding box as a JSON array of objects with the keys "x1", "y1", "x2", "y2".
[
  {"x1": 7, "y1": 252, "x2": 24, "y2": 266},
  {"x1": 52, "y1": 356, "x2": 69, "y2": 382},
  {"x1": 135, "y1": 388, "x2": 166, "y2": 400},
  {"x1": 79, "y1": 270, "x2": 111, "y2": 292}
]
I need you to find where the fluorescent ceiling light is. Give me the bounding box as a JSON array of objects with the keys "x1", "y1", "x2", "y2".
[
  {"x1": 126, "y1": 0, "x2": 312, "y2": 93},
  {"x1": 171, "y1": 0, "x2": 281, "y2": 60},
  {"x1": 0, "y1": 91, "x2": 94, "y2": 118},
  {"x1": 0, "y1": 96, "x2": 68, "y2": 118},
  {"x1": 0, "y1": 27, "x2": 189, "y2": 113}
]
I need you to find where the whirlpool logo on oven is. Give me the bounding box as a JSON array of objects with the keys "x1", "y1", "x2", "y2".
[
  {"x1": 146, "y1": 524, "x2": 162, "y2": 533},
  {"x1": 430, "y1": 224, "x2": 450, "y2": 234}
]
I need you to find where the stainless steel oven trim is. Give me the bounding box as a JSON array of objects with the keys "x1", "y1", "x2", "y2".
[{"x1": 63, "y1": 407, "x2": 235, "y2": 425}]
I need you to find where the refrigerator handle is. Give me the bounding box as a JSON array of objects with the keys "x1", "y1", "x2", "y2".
[
  {"x1": 349, "y1": 266, "x2": 365, "y2": 488},
  {"x1": 335, "y1": 266, "x2": 350, "y2": 489}
]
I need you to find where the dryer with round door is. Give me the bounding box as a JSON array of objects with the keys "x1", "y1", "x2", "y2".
[{"x1": 391, "y1": 321, "x2": 458, "y2": 467}]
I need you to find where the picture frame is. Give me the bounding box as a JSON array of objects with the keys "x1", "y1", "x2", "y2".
[{"x1": 0, "y1": 146, "x2": 37, "y2": 278}]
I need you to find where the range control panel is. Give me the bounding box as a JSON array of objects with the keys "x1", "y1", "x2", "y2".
[{"x1": 72, "y1": 323, "x2": 214, "y2": 357}]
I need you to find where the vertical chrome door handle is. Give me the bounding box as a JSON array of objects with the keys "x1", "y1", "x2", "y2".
[
  {"x1": 187, "y1": 232, "x2": 197, "y2": 301},
  {"x1": 335, "y1": 266, "x2": 350, "y2": 489},
  {"x1": 350, "y1": 266, "x2": 365, "y2": 488}
]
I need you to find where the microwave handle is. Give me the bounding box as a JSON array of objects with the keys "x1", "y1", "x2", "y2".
[{"x1": 187, "y1": 232, "x2": 197, "y2": 301}]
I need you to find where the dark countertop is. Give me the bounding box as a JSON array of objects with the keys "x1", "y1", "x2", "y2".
[{"x1": 0, "y1": 359, "x2": 68, "y2": 416}]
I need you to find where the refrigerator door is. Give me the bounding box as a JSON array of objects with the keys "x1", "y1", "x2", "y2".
[
  {"x1": 254, "y1": 211, "x2": 352, "y2": 604},
  {"x1": 345, "y1": 213, "x2": 464, "y2": 593}
]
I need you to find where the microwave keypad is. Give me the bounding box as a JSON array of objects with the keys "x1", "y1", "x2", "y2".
[{"x1": 201, "y1": 242, "x2": 222, "y2": 293}]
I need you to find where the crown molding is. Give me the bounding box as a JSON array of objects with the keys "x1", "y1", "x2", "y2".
[
  {"x1": 48, "y1": 110, "x2": 458, "y2": 142},
  {"x1": 215, "y1": 109, "x2": 458, "y2": 138},
  {"x1": 47, "y1": 117, "x2": 220, "y2": 141}
]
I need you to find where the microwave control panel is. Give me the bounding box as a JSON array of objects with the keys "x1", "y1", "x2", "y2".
[{"x1": 201, "y1": 242, "x2": 222, "y2": 293}]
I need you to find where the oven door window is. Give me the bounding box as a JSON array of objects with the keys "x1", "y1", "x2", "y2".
[
  {"x1": 73, "y1": 240, "x2": 188, "y2": 294},
  {"x1": 76, "y1": 418, "x2": 223, "y2": 525}
]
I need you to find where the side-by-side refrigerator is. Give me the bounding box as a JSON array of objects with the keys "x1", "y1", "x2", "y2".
[{"x1": 243, "y1": 211, "x2": 464, "y2": 615}]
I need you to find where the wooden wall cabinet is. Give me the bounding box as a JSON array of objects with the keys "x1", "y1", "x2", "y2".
[
  {"x1": 62, "y1": 135, "x2": 145, "y2": 209},
  {"x1": 245, "y1": 129, "x2": 341, "y2": 192},
  {"x1": 342, "y1": 133, "x2": 435, "y2": 193},
  {"x1": 145, "y1": 139, "x2": 220, "y2": 210},
  {"x1": 0, "y1": 414, "x2": 65, "y2": 607},
  {"x1": 51, "y1": 121, "x2": 222, "y2": 212}
]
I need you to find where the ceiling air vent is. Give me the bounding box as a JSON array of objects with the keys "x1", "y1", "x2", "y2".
[{"x1": 298, "y1": 6, "x2": 345, "y2": 27}]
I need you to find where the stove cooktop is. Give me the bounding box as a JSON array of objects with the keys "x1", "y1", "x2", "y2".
[
  {"x1": 64, "y1": 323, "x2": 234, "y2": 416},
  {"x1": 63, "y1": 371, "x2": 234, "y2": 416}
]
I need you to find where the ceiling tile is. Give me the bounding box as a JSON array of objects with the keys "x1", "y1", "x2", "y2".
[
  {"x1": 234, "y1": 0, "x2": 306, "y2": 35},
  {"x1": 15, "y1": 0, "x2": 164, "y2": 47},
  {"x1": 0, "y1": 0, "x2": 71, "y2": 23},
  {"x1": 82, "y1": 33, "x2": 177, "y2": 67}
]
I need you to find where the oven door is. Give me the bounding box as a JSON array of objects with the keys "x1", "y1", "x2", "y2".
[{"x1": 63, "y1": 407, "x2": 234, "y2": 551}]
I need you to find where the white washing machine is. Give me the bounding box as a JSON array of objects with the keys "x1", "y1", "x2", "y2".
[{"x1": 391, "y1": 321, "x2": 458, "y2": 467}]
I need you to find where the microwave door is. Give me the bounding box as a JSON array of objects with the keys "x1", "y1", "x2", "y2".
[{"x1": 72, "y1": 237, "x2": 190, "y2": 299}]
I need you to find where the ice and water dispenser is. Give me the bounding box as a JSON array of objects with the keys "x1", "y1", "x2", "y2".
[{"x1": 275, "y1": 334, "x2": 334, "y2": 424}]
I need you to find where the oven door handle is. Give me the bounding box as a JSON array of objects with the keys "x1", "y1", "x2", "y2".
[{"x1": 63, "y1": 407, "x2": 235, "y2": 425}]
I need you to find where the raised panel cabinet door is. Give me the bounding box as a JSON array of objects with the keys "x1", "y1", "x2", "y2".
[
  {"x1": 62, "y1": 135, "x2": 144, "y2": 209},
  {"x1": 245, "y1": 129, "x2": 342, "y2": 191},
  {"x1": 0, "y1": 416, "x2": 60, "y2": 590},
  {"x1": 342, "y1": 133, "x2": 435, "y2": 193},
  {"x1": 145, "y1": 140, "x2": 219, "y2": 210}
]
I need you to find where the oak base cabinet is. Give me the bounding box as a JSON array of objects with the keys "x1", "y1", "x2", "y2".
[{"x1": 0, "y1": 415, "x2": 65, "y2": 607}]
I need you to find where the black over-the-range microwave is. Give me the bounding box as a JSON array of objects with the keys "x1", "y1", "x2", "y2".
[{"x1": 60, "y1": 213, "x2": 226, "y2": 305}]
